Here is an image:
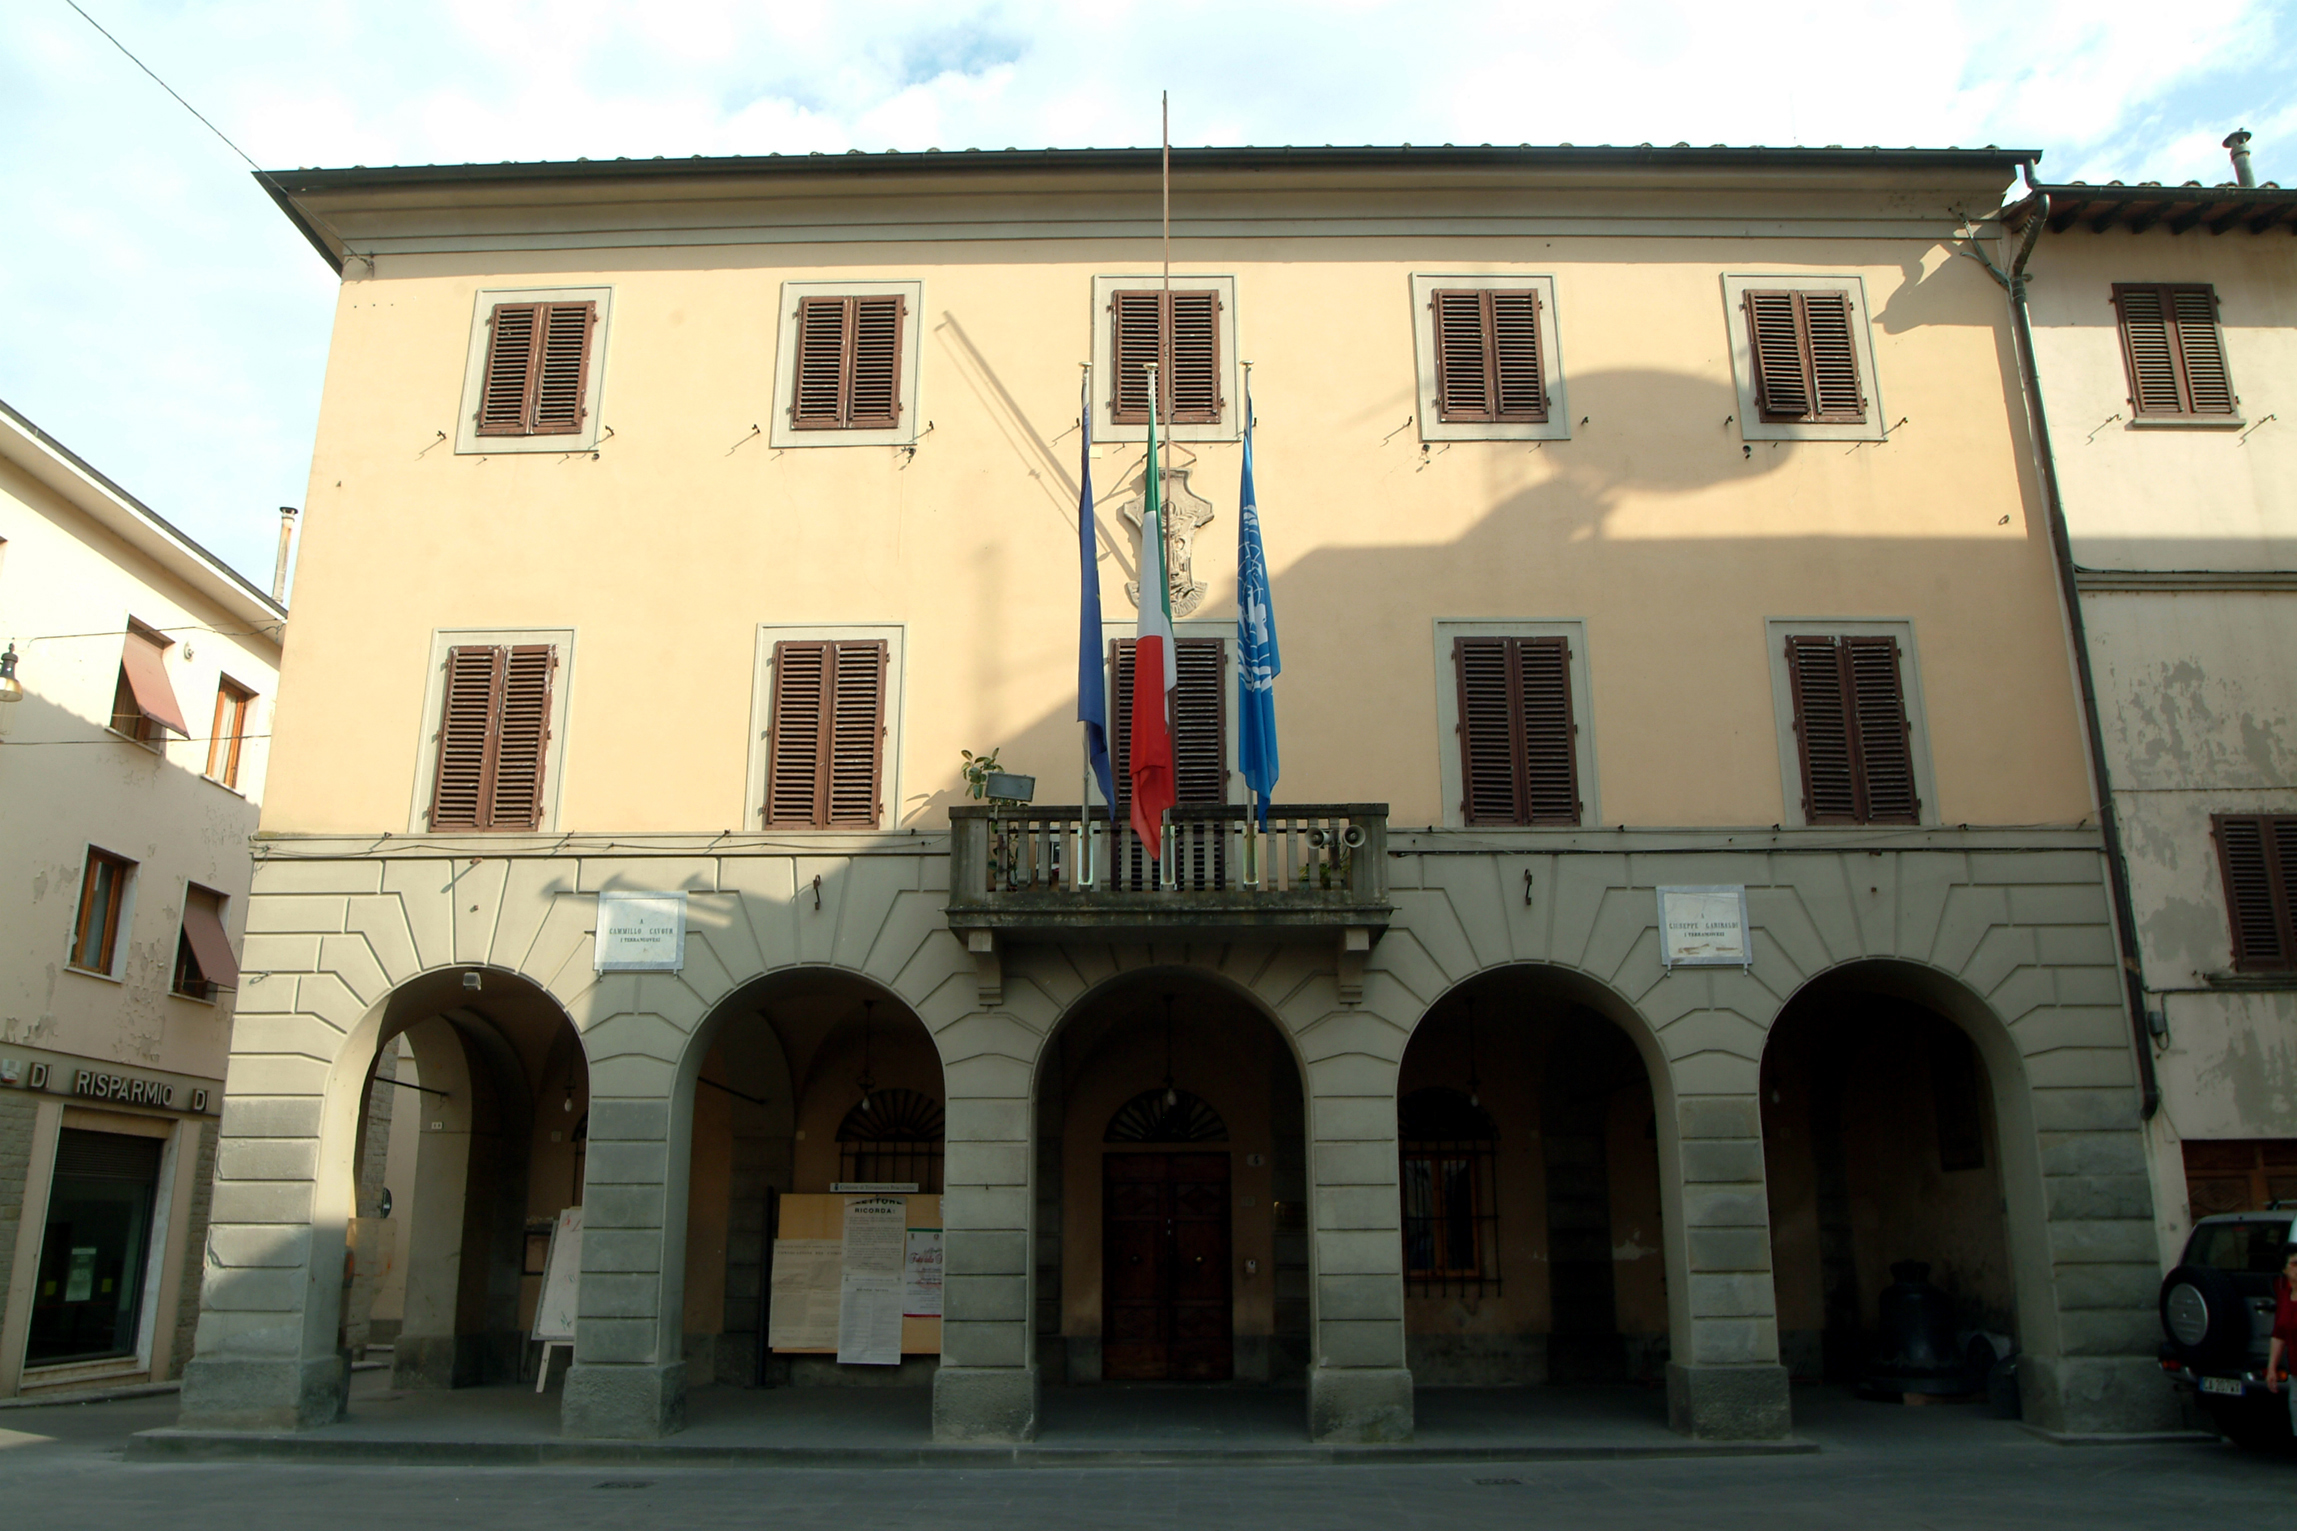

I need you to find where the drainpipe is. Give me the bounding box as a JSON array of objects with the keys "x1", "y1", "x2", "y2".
[{"x1": 1996, "y1": 167, "x2": 2162, "y2": 1119}]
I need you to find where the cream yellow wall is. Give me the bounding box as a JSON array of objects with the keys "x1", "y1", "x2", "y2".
[{"x1": 264, "y1": 201, "x2": 2088, "y2": 836}]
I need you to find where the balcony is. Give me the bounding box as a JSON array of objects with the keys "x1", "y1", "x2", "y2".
[{"x1": 945, "y1": 803, "x2": 1392, "y2": 1004}]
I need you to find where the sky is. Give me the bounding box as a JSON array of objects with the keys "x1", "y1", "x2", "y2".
[{"x1": 2, "y1": 0, "x2": 2292, "y2": 595}]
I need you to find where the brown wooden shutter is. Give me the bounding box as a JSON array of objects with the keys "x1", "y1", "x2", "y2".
[
  {"x1": 478, "y1": 302, "x2": 593, "y2": 436},
  {"x1": 488, "y1": 645, "x2": 556, "y2": 829},
  {"x1": 1785, "y1": 636, "x2": 1858, "y2": 823},
  {"x1": 2171, "y1": 288, "x2": 2235, "y2": 415},
  {"x1": 845, "y1": 296, "x2": 905, "y2": 429},
  {"x1": 1746, "y1": 291, "x2": 1864, "y2": 424},
  {"x1": 2114, "y1": 286, "x2": 2183, "y2": 415},
  {"x1": 1167, "y1": 292, "x2": 1223, "y2": 425},
  {"x1": 1453, "y1": 637, "x2": 1578, "y2": 826},
  {"x1": 2215, "y1": 815, "x2": 2297, "y2": 970},
  {"x1": 764, "y1": 642, "x2": 828, "y2": 825},
  {"x1": 1787, "y1": 635, "x2": 1916, "y2": 825},
  {"x1": 530, "y1": 303, "x2": 595, "y2": 434},
  {"x1": 477, "y1": 304, "x2": 541, "y2": 435},
  {"x1": 1172, "y1": 638, "x2": 1227, "y2": 803},
  {"x1": 1109, "y1": 290, "x2": 1222, "y2": 425},
  {"x1": 430, "y1": 645, "x2": 506, "y2": 829},
  {"x1": 826, "y1": 642, "x2": 888, "y2": 827},
  {"x1": 1489, "y1": 289, "x2": 1546, "y2": 421},
  {"x1": 1802, "y1": 292, "x2": 1865, "y2": 422},
  {"x1": 764, "y1": 640, "x2": 886, "y2": 828},
  {"x1": 791, "y1": 298, "x2": 850, "y2": 429},
  {"x1": 791, "y1": 295, "x2": 905, "y2": 431},
  {"x1": 1843, "y1": 636, "x2": 1917, "y2": 822},
  {"x1": 1108, "y1": 638, "x2": 1224, "y2": 806},
  {"x1": 1745, "y1": 291, "x2": 1812, "y2": 420},
  {"x1": 1516, "y1": 637, "x2": 1578, "y2": 823},
  {"x1": 1432, "y1": 291, "x2": 1493, "y2": 422}
]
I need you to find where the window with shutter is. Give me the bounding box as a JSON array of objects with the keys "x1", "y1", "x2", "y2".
[
  {"x1": 428, "y1": 643, "x2": 557, "y2": 831},
  {"x1": 476, "y1": 301, "x2": 596, "y2": 437},
  {"x1": 763, "y1": 640, "x2": 887, "y2": 829},
  {"x1": 1784, "y1": 634, "x2": 1919, "y2": 825},
  {"x1": 1107, "y1": 637, "x2": 1227, "y2": 812},
  {"x1": 1109, "y1": 290, "x2": 1224, "y2": 425},
  {"x1": 789, "y1": 295, "x2": 906, "y2": 430},
  {"x1": 1453, "y1": 636, "x2": 1580, "y2": 826},
  {"x1": 2213, "y1": 815, "x2": 2297, "y2": 971},
  {"x1": 1744, "y1": 290, "x2": 1865, "y2": 424},
  {"x1": 1431, "y1": 290, "x2": 1547, "y2": 424},
  {"x1": 2115, "y1": 284, "x2": 2237, "y2": 419}
]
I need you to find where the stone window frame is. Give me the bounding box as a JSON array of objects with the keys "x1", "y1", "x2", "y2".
[
  {"x1": 1430, "y1": 619, "x2": 1602, "y2": 830},
  {"x1": 744, "y1": 623, "x2": 908, "y2": 832},
  {"x1": 1721, "y1": 273, "x2": 1888, "y2": 443},
  {"x1": 1762, "y1": 617, "x2": 1940, "y2": 828},
  {"x1": 1409, "y1": 274, "x2": 1571, "y2": 443},
  {"x1": 768, "y1": 280, "x2": 927, "y2": 449},
  {"x1": 405, "y1": 627, "x2": 579, "y2": 834},
  {"x1": 1088, "y1": 275, "x2": 1243, "y2": 445},
  {"x1": 454, "y1": 286, "x2": 614, "y2": 455}
]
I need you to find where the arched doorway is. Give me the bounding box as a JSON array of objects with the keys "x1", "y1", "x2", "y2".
[
  {"x1": 1396, "y1": 970, "x2": 1667, "y2": 1388},
  {"x1": 1036, "y1": 973, "x2": 1309, "y2": 1389},
  {"x1": 1761, "y1": 967, "x2": 2018, "y2": 1389},
  {"x1": 676, "y1": 972, "x2": 946, "y2": 1390},
  {"x1": 344, "y1": 969, "x2": 588, "y2": 1392}
]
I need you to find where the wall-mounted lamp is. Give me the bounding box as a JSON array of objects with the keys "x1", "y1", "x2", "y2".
[
  {"x1": 564, "y1": 1081, "x2": 576, "y2": 1113},
  {"x1": 462, "y1": 971, "x2": 482, "y2": 992},
  {"x1": 0, "y1": 644, "x2": 21, "y2": 702}
]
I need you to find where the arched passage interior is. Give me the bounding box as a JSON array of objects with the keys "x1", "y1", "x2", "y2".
[
  {"x1": 1396, "y1": 970, "x2": 1668, "y2": 1387},
  {"x1": 341, "y1": 967, "x2": 589, "y2": 1393},
  {"x1": 676, "y1": 972, "x2": 946, "y2": 1389},
  {"x1": 1034, "y1": 971, "x2": 1309, "y2": 1390},
  {"x1": 1760, "y1": 966, "x2": 2018, "y2": 1388}
]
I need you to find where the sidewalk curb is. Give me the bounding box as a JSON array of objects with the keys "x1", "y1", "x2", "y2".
[
  {"x1": 2013, "y1": 1424, "x2": 2222, "y2": 1448},
  {"x1": 124, "y1": 1428, "x2": 1821, "y2": 1470}
]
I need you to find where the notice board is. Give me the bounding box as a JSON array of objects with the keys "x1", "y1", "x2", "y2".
[{"x1": 769, "y1": 1194, "x2": 942, "y2": 1357}]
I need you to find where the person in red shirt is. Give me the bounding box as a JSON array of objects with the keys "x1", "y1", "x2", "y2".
[{"x1": 2268, "y1": 1246, "x2": 2297, "y2": 1429}]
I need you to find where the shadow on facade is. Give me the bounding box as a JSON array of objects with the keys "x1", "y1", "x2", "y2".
[
  {"x1": 1399, "y1": 967, "x2": 1668, "y2": 1389},
  {"x1": 1031, "y1": 969, "x2": 1310, "y2": 1402},
  {"x1": 674, "y1": 970, "x2": 945, "y2": 1391}
]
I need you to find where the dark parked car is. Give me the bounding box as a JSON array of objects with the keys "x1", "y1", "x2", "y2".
[{"x1": 2158, "y1": 1211, "x2": 2294, "y2": 1449}]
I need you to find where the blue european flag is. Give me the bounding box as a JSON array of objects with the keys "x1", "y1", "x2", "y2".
[
  {"x1": 1077, "y1": 376, "x2": 1114, "y2": 816},
  {"x1": 1236, "y1": 387, "x2": 1280, "y2": 827}
]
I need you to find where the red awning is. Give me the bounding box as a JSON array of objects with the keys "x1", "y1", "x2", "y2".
[
  {"x1": 120, "y1": 630, "x2": 189, "y2": 736},
  {"x1": 180, "y1": 894, "x2": 239, "y2": 987}
]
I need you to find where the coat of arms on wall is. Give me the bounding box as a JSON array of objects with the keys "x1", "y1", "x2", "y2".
[{"x1": 1119, "y1": 466, "x2": 1215, "y2": 618}]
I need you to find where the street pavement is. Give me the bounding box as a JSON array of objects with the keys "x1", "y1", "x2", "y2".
[{"x1": 2, "y1": 1383, "x2": 2287, "y2": 1530}]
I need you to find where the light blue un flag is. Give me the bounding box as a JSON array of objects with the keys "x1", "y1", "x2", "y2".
[{"x1": 1236, "y1": 387, "x2": 1280, "y2": 827}]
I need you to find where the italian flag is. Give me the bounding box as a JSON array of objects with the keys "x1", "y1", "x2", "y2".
[{"x1": 1129, "y1": 379, "x2": 1178, "y2": 850}]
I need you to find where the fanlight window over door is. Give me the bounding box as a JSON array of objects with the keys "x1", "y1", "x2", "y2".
[
  {"x1": 837, "y1": 1088, "x2": 945, "y2": 1193},
  {"x1": 1105, "y1": 1088, "x2": 1228, "y2": 1144}
]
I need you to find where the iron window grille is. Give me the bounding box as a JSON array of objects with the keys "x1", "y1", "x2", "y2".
[
  {"x1": 1399, "y1": 1087, "x2": 1500, "y2": 1298},
  {"x1": 837, "y1": 1087, "x2": 945, "y2": 1192}
]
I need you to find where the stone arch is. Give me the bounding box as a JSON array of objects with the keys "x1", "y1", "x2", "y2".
[{"x1": 1764, "y1": 957, "x2": 2058, "y2": 1373}]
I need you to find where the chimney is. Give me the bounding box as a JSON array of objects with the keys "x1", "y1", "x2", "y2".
[
  {"x1": 272, "y1": 506, "x2": 298, "y2": 604},
  {"x1": 2225, "y1": 129, "x2": 2255, "y2": 188}
]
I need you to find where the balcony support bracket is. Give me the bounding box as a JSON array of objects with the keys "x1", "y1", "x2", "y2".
[
  {"x1": 1337, "y1": 926, "x2": 1372, "y2": 1004},
  {"x1": 967, "y1": 928, "x2": 1002, "y2": 1009}
]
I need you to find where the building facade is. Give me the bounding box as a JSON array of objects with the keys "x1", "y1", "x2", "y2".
[
  {"x1": 2011, "y1": 152, "x2": 2297, "y2": 1259},
  {"x1": 0, "y1": 399, "x2": 283, "y2": 1399},
  {"x1": 182, "y1": 146, "x2": 2169, "y2": 1443}
]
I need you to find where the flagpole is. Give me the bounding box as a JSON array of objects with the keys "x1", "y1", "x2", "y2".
[
  {"x1": 1159, "y1": 95, "x2": 1174, "y2": 889},
  {"x1": 1241, "y1": 357, "x2": 1257, "y2": 891}
]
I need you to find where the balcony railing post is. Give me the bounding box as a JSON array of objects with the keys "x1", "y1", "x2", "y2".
[{"x1": 951, "y1": 809, "x2": 988, "y2": 898}]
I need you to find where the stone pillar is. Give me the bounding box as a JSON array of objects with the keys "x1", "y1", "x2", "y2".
[
  {"x1": 1300, "y1": 1016, "x2": 1412, "y2": 1444},
  {"x1": 1663, "y1": 1084, "x2": 1791, "y2": 1440},
  {"x1": 932, "y1": 1014, "x2": 1039, "y2": 1443},
  {"x1": 561, "y1": 1074, "x2": 687, "y2": 1439}
]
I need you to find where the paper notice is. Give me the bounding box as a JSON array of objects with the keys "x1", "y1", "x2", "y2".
[
  {"x1": 903, "y1": 1228, "x2": 944, "y2": 1317},
  {"x1": 767, "y1": 1238, "x2": 842, "y2": 1352},
  {"x1": 841, "y1": 1195, "x2": 907, "y2": 1274},
  {"x1": 837, "y1": 1272, "x2": 904, "y2": 1365}
]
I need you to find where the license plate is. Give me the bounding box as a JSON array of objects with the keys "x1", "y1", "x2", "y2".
[{"x1": 2200, "y1": 1376, "x2": 2245, "y2": 1396}]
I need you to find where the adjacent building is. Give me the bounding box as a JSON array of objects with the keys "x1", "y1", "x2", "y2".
[
  {"x1": 2010, "y1": 142, "x2": 2297, "y2": 1259},
  {"x1": 181, "y1": 144, "x2": 2171, "y2": 1444},
  {"x1": 0, "y1": 398, "x2": 284, "y2": 1400}
]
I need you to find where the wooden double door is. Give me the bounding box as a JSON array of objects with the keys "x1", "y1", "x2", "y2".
[{"x1": 1102, "y1": 1152, "x2": 1233, "y2": 1381}]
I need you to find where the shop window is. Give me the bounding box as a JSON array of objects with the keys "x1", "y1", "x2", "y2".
[
  {"x1": 1399, "y1": 1087, "x2": 1500, "y2": 1297},
  {"x1": 28, "y1": 1129, "x2": 163, "y2": 1366}
]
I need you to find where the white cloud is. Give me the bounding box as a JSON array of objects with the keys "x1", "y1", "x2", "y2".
[{"x1": 1, "y1": 0, "x2": 2289, "y2": 587}]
